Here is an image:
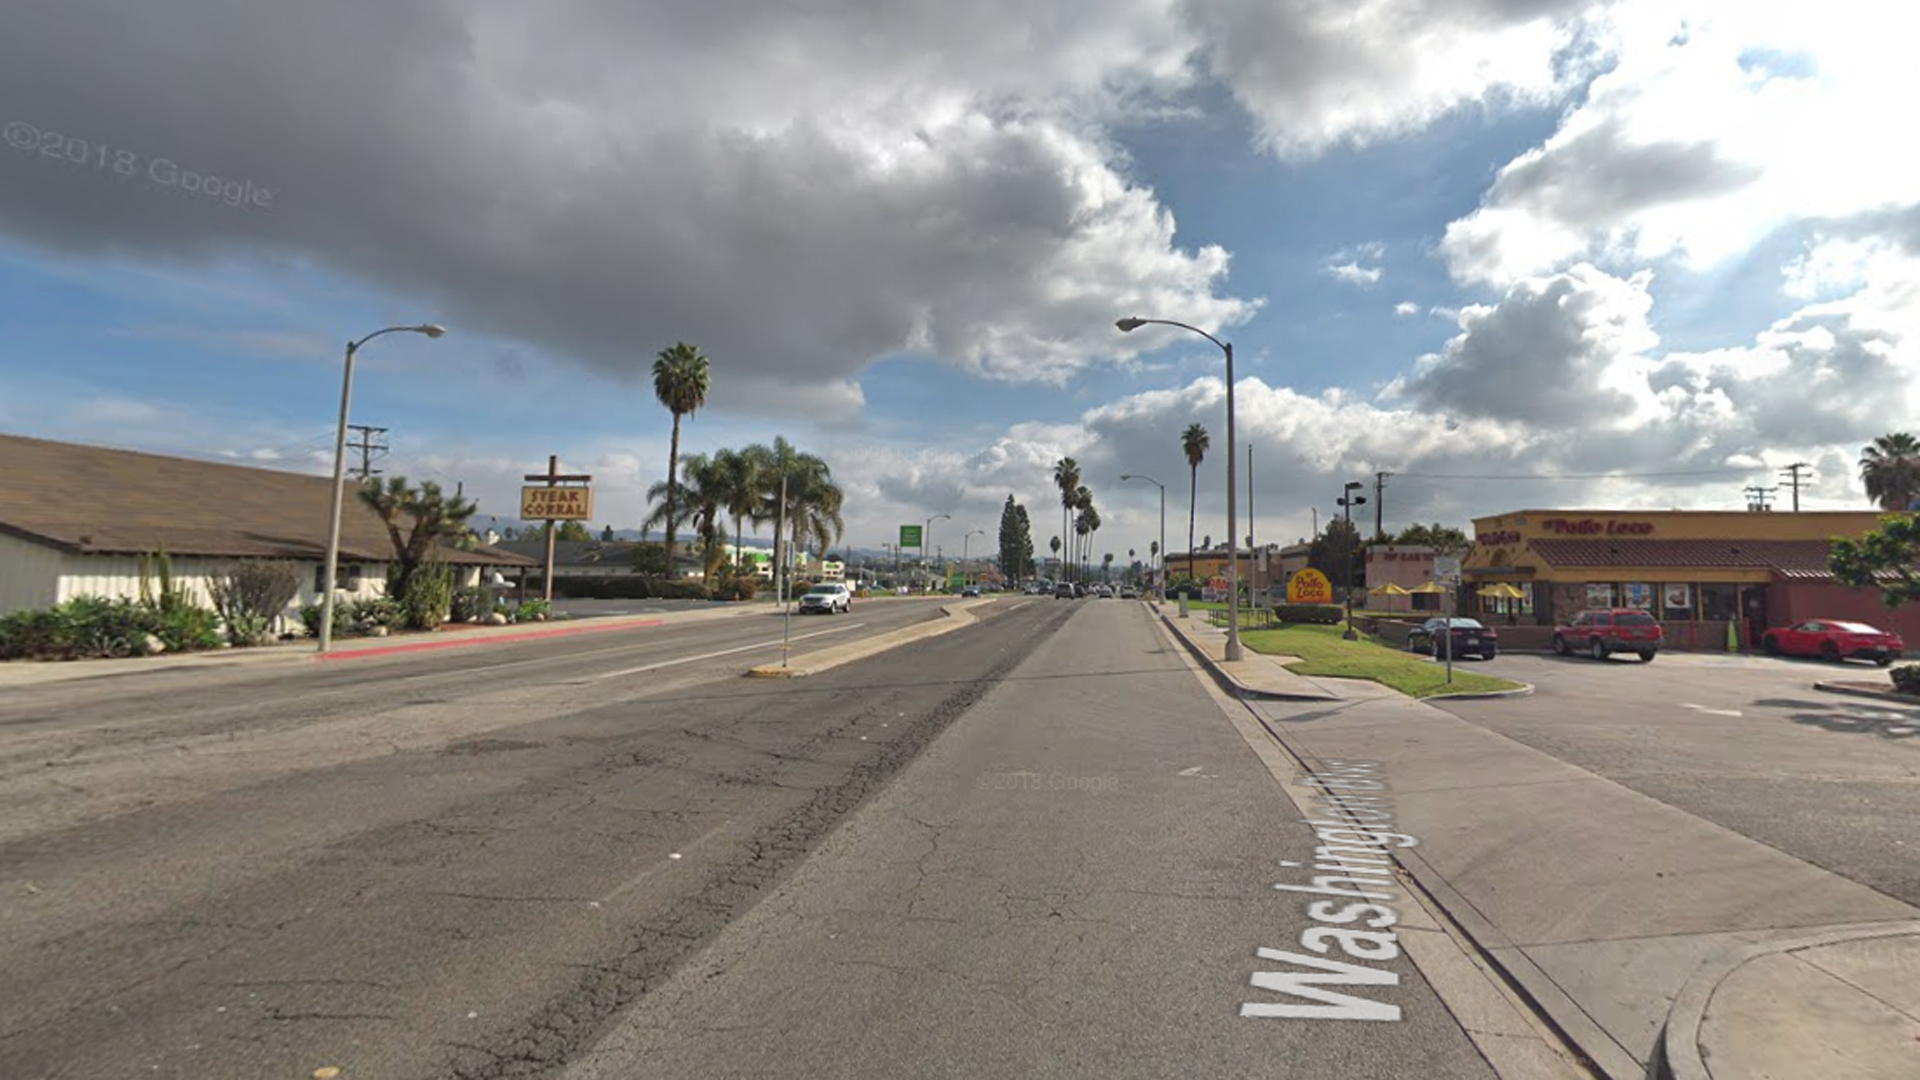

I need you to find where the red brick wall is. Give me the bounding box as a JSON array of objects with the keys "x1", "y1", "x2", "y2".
[{"x1": 1768, "y1": 582, "x2": 1920, "y2": 638}]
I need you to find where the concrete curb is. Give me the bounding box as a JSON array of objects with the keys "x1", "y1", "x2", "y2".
[
  {"x1": 1656, "y1": 920, "x2": 1920, "y2": 1080},
  {"x1": 1425, "y1": 683, "x2": 1536, "y2": 701},
  {"x1": 1155, "y1": 612, "x2": 1343, "y2": 701},
  {"x1": 1812, "y1": 680, "x2": 1919, "y2": 705},
  {"x1": 744, "y1": 599, "x2": 994, "y2": 679}
]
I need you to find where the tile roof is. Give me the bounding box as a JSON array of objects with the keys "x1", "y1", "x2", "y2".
[
  {"x1": 1529, "y1": 538, "x2": 1837, "y2": 575},
  {"x1": 0, "y1": 433, "x2": 535, "y2": 566}
]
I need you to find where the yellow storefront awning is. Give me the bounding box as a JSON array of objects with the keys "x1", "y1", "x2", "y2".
[
  {"x1": 1478, "y1": 583, "x2": 1524, "y2": 599},
  {"x1": 1409, "y1": 581, "x2": 1447, "y2": 594},
  {"x1": 1370, "y1": 583, "x2": 1411, "y2": 596}
]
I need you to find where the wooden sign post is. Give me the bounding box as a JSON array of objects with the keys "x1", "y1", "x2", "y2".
[{"x1": 522, "y1": 455, "x2": 593, "y2": 604}]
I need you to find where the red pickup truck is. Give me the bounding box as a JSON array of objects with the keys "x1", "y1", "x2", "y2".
[{"x1": 1553, "y1": 608, "x2": 1663, "y2": 662}]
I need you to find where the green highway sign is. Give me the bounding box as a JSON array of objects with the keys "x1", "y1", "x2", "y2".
[{"x1": 899, "y1": 524, "x2": 922, "y2": 547}]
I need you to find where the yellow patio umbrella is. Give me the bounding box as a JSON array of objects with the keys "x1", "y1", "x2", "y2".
[
  {"x1": 1369, "y1": 582, "x2": 1411, "y2": 612},
  {"x1": 1478, "y1": 582, "x2": 1524, "y2": 599},
  {"x1": 1408, "y1": 581, "x2": 1446, "y2": 593}
]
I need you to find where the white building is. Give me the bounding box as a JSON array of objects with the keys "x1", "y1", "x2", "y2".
[{"x1": 0, "y1": 433, "x2": 536, "y2": 619}]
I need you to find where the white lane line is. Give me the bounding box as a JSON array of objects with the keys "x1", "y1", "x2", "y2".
[
  {"x1": 594, "y1": 623, "x2": 868, "y2": 680},
  {"x1": 1006, "y1": 601, "x2": 1033, "y2": 613},
  {"x1": 1682, "y1": 704, "x2": 1744, "y2": 717}
]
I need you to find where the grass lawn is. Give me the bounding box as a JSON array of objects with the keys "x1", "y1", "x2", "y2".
[{"x1": 1232, "y1": 620, "x2": 1525, "y2": 699}]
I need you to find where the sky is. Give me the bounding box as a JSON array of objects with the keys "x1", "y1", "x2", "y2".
[{"x1": 3, "y1": 0, "x2": 1917, "y2": 562}]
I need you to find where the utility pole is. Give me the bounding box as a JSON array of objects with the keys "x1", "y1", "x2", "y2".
[
  {"x1": 1779, "y1": 462, "x2": 1810, "y2": 512},
  {"x1": 347, "y1": 425, "x2": 388, "y2": 481},
  {"x1": 1744, "y1": 485, "x2": 1777, "y2": 512},
  {"x1": 1247, "y1": 443, "x2": 1255, "y2": 591},
  {"x1": 1374, "y1": 471, "x2": 1391, "y2": 541}
]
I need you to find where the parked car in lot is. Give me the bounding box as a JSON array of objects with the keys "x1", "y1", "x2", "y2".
[
  {"x1": 1762, "y1": 619, "x2": 1904, "y2": 665},
  {"x1": 1553, "y1": 608, "x2": 1662, "y2": 661},
  {"x1": 797, "y1": 582, "x2": 852, "y2": 614},
  {"x1": 1406, "y1": 617, "x2": 1498, "y2": 660}
]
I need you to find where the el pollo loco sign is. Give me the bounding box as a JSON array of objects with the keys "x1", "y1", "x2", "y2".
[{"x1": 1540, "y1": 518, "x2": 1654, "y2": 536}]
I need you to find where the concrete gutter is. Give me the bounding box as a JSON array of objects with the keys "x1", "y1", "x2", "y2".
[
  {"x1": 1812, "y1": 680, "x2": 1918, "y2": 706},
  {"x1": 745, "y1": 598, "x2": 995, "y2": 678}
]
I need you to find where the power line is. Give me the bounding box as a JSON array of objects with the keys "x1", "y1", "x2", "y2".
[
  {"x1": 1779, "y1": 462, "x2": 1811, "y2": 511},
  {"x1": 347, "y1": 425, "x2": 388, "y2": 481},
  {"x1": 1395, "y1": 467, "x2": 1755, "y2": 481},
  {"x1": 1744, "y1": 484, "x2": 1778, "y2": 512}
]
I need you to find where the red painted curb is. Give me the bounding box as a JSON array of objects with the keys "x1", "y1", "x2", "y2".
[{"x1": 318, "y1": 618, "x2": 667, "y2": 660}]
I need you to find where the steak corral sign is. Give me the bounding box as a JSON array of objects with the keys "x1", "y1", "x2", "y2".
[{"x1": 1541, "y1": 518, "x2": 1653, "y2": 536}]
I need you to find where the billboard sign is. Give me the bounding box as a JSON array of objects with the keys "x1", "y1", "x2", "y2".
[
  {"x1": 520, "y1": 486, "x2": 593, "y2": 521},
  {"x1": 1286, "y1": 568, "x2": 1333, "y2": 604},
  {"x1": 899, "y1": 524, "x2": 923, "y2": 548},
  {"x1": 1434, "y1": 555, "x2": 1462, "y2": 586}
]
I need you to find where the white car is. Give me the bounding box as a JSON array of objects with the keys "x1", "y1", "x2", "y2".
[{"x1": 798, "y1": 583, "x2": 852, "y2": 614}]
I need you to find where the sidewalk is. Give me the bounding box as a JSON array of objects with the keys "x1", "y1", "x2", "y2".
[
  {"x1": 0, "y1": 602, "x2": 772, "y2": 688},
  {"x1": 1162, "y1": 611, "x2": 1920, "y2": 1080}
]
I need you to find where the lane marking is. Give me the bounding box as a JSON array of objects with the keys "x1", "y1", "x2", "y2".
[
  {"x1": 1006, "y1": 600, "x2": 1033, "y2": 613},
  {"x1": 1682, "y1": 704, "x2": 1744, "y2": 717},
  {"x1": 320, "y1": 618, "x2": 666, "y2": 661},
  {"x1": 594, "y1": 623, "x2": 868, "y2": 679}
]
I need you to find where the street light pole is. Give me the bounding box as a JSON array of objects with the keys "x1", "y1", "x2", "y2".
[
  {"x1": 1337, "y1": 481, "x2": 1368, "y2": 641},
  {"x1": 962, "y1": 529, "x2": 985, "y2": 587},
  {"x1": 1120, "y1": 473, "x2": 1166, "y2": 601},
  {"x1": 318, "y1": 323, "x2": 445, "y2": 655},
  {"x1": 923, "y1": 513, "x2": 949, "y2": 592},
  {"x1": 1118, "y1": 317, "x2": 1240, "y2": 660}
]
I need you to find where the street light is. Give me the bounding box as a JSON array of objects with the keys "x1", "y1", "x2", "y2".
[
  {"x1": 1118, "y1": 316, "x2": 1241, "y2": 660},
  {"x1": 1120, "y1": 473, "x2": 1166, "y2": 601},
  {"x1": 1337, "y1": 481, "x2": 1368, "y2": 641},
  {"x1": 318, "y1": 323, "x2": 446, "y2": 654},
  {"x1": 962, "y1": 528, "x2": 986, "y2": 587},
  {"x1": 923, "y1": 513, "x2": 950, "y2": 591}
]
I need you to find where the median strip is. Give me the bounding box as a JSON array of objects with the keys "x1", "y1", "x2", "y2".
[{"x1": 745, "y1": 600, "x2": 994, "y2": 678}]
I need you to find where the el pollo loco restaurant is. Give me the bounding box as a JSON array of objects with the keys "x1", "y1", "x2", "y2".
[{"x1": 1462, "y1": 509, "x2": 1917, "y2": 647}]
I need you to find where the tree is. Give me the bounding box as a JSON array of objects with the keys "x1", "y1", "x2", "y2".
[
  {"x1": 1394, "y1": 522, "x2": 1470, "y2": 552},
  {"x1": 601, "y1": 524, "x2": 615, "y2": 542},
  {"x1": 1073, "y1": 486, "x2": 1095, "y2": 578},
  {"x1": 716, "y1": 446, "x2": 767, "y2": 579},
  {"x1": 1859, "y1": 433, "x2": 1920, "y2": 511},
  {"x1": 998, "y1": 495, "x2": 1035, "y2": 584},
  {"x1": 522, "y1": 520, "x2": 593, "y2": 544},
  {"x1": 1830, "y1": 513, "x2": 1920, "y2": 607},
  {"x1": 645, "y1": 453, "x2": 729, "y2": 582},
  {"x1": 1052, "y1": 458, "x2": 1081, "y2": 583},
  {"x1": 1049, "y1": 535, "x2": 1061, "y2": 576},
  {"x1": 1309, "y1": 517, "x2": 1366, "y2": 597},
  {"x1": 357, "y1": 477, "x2": 480, "y2": 601},
  {"x1": 754, "y1": 437, "x2": 844, "y2": 595},
  {"x1": 651, "y1": 342, "x2": 712, "y2": 576},
  {"x1": 1103, "y1": 552, "x2": 1114, "y2": 582},
  {"x1": 1182, "y1": 423, "x2": 1209, "y2": 581},
  {"x1": 629, "y1": 543, "x2": 669, "y2": 577}
]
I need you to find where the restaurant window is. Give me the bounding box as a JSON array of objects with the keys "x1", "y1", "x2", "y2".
[
  {"x1": 1699, "y1": 583, "x2": 1739, "y2": 622},
  {"x1": 1584, "y1": 583, "x2": 1615, "y2": 608},
  {"x1": 1622, "y1": 583, "x2": 1654, "y2": 610},
  {"x1": 1661, "y1": 583, "x2": 1693, "y2": 619}
]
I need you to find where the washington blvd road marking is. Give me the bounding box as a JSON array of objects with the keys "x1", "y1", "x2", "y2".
[
  {"x1": 1682, "y1": 704, "x2": 1745, "y2": 717},
  {"x1": 1244, "y1": 759, "x2": 1416, "y2": 1023}
]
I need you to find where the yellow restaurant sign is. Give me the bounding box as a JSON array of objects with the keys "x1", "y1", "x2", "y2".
[
  {"x1": 1287, "y1": 567, "x2": 1333, "y2": 604},
  {"x1": 520, "y1": 486, "x2": 594, "y2": 521}
]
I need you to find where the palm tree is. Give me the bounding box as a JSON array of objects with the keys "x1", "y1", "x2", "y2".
[
  {"x1": 1103, "y1": 552, "x2": 1114, "y2": 583},
  {"x1": 1181, "y1": 422, "x2": 1210, "y2": 581},
  {"x1": 754, "y1": 437, "x2": 844, "y2": 594},
  {"x1": 1053, "y1": 457, "x2": 1081, "y2": 582},
  {"x1": 651, "y1": 342, "x2": 711, "y2": 574},
  {"x1": 642, "y1": 453, "x2": 728, "y2": 582},
  {"x1": 1049, "y1": 535, "x2": 1062, "y2": 577},
  {"x1": 716, "y1": 446, "x2": 767, "y2": 577},
  {"x1": 1073, "y1": 486, "x2": 1094, "y2": 578},
  {"x1": 1859, "y1": 433, "x2": 1920, "y2": 511}
]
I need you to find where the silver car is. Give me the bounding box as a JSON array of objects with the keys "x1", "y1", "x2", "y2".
[{"x1": 797, "y1": 583, "x2": 851, "y2": 614}]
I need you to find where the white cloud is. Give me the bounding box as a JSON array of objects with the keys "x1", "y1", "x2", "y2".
[
  {"x1": 1443, "y1": 2, "x2": 1920, "y2": 284},
  {"x1": 1328, "y1": 262, "x2": 1384, "y2": 286},
  {"x1": 1394, "y1": 301, "x2": 1422, "y2": 317},
  {"x1": 1188, "y1": 0, "x2": 1597, "y2": 158}
]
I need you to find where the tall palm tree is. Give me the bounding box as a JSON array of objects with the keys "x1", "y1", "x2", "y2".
[
  {"x1": 755, "y1": 437, "x2": 844, "y2": 594},
  {"x1": 716, "y1": 445, "x2": 768, "y2": 577},
  {"x1": 1103, "y1": 552, "x2": 1114, "y2": 583},
  {"x1": 1049, "y1": 535, "x2": 1062, "y2": 577},
  {"x1": 1052, "y1": 457, "x2": 1081, "y2": 582},
  {"x1": 651, "y1": 342, "x2": 711, "y2": 574},
  {"x1": 1181, "y1": 422, "x2": 1210, "y2": 581},
  {"x1": 1073, "y1": 486, "x2": 1094, "y2": 578},
  {"x1": 642, "y1": 453, "x2": 728, "y2": 582},
  {"x1": 1859, "y1": 433, "x2": 1920, "y2": 511}
]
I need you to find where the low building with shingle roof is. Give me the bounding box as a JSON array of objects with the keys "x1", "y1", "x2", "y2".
[{"x1": 0, "y1": 432, "x2": 535, "y2": 617}]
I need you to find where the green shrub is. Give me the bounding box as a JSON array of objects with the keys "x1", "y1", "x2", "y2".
[
  {"x1": 350, "y1": 595, "x2": 404, "y2": 630},
  {"x1": 298, "y1": 599, "x2": 354, "y2": 639},
  {"x1": 720, "y1": 575, "x2": 759, "y2": 601},
  {"x1": 151, "y1": 604, "x2": 223, "y2": 652},
  {"x1": 1275, "y1": 603, "x2": 1345, "y2": 625},
  {"x1": 1892, "y1": 664, "x2": 1920, "y2": 694},
  {"x1": 0, "y1": 609, "x2": 67, "y2": 660},
  {"x1": 59, "y1": 596, "x2": 152, "y2": 658},
  {"x1": 402, "y1": 563, "x2": 454, "y2": 630},
  {"x1": 650, "y1": 580, "x2": 712, "y2": 600},
  {"x1": 208, "y1": 560, "x2": 303, "y2": 646},
  {"x1": 514, "y1": 599, "x2": 551, "y2": 623},
  {"x1": 451, "y1": 587, "x2": 487, "y2": 622}
]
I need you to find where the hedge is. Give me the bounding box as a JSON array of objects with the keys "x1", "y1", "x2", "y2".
[{"x1": 1274, "y1": 603, "x2": 1345, "y2": 625}]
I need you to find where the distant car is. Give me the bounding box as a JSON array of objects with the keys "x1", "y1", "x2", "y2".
[
  {"x1": 1553, "y1": 608, "x2": 1661, "y2": 661},
  {"x1": 1406, "y1": 617, "x2": 1498, "y2": 660},
  {"x1": 961, "y1": 585, "x2": 982, "y2": 598},
  {"x1": 1073, "y1": 583, "x2": 1088, "y2": 598},
  {"x1": 797, "y1": 583, "x2": 852, "y2": 614},
  {"x1": 1763, "y1": 620, "x2": 1904, "y2": 665},
  {"x1": 1095, "y1": 585, "x2": 1114, "y2": 598},
  {"x1": 1053, "y1": 582, "x2": 1075, "y2": 599},
  {"x1": 1120, "y1": 586, "x2": 1139, "y2": 599}
]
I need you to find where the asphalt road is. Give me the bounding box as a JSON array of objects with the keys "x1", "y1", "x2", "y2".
[
  {"x1": 1430, "y1": 649, "x2": 1920, "y2": 906},
  {"x1": 0, "y1": 597, "x2": 1504, "y2": 1080}
]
